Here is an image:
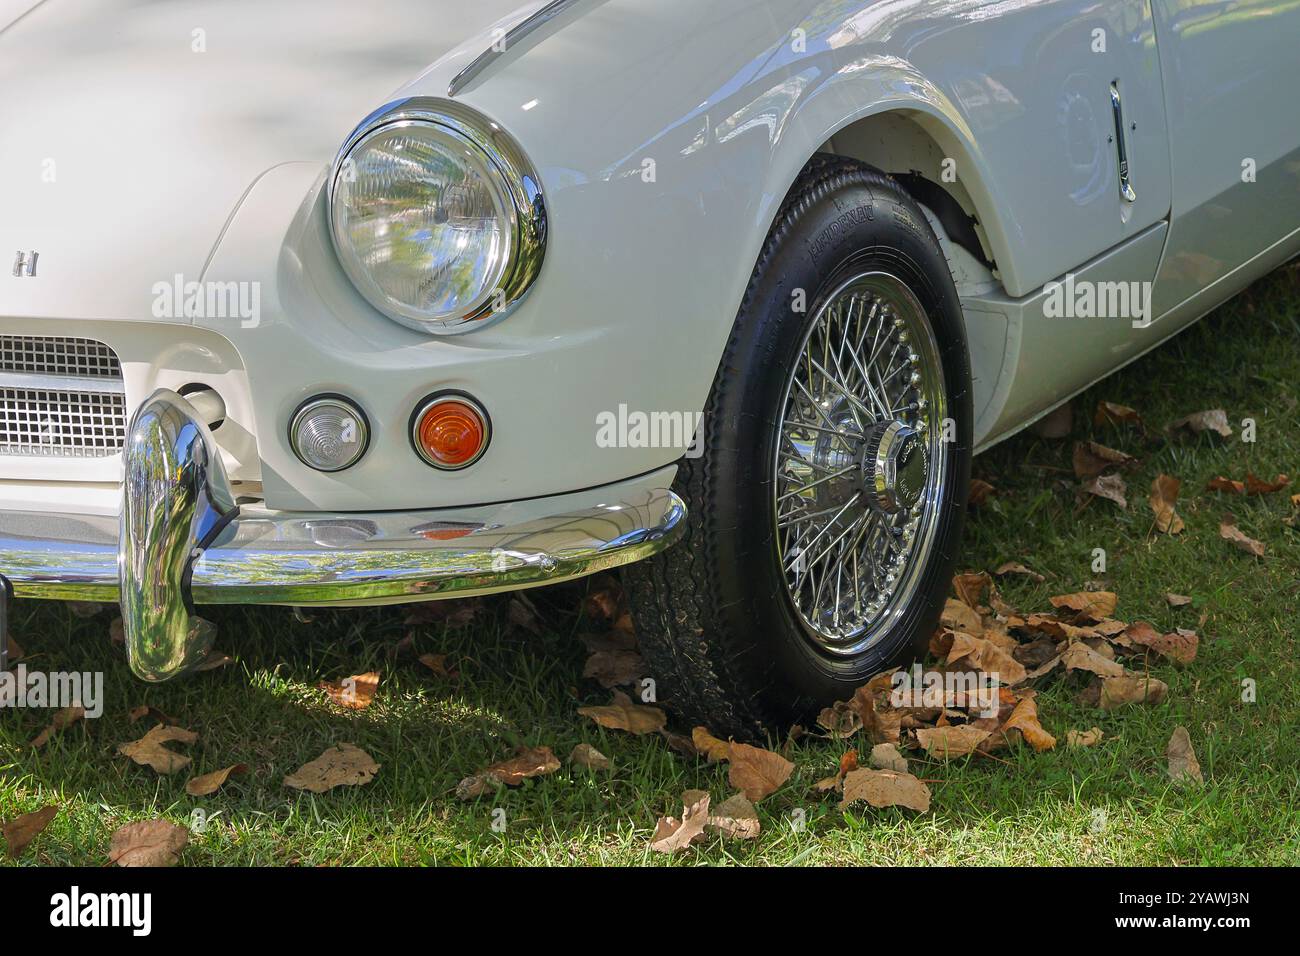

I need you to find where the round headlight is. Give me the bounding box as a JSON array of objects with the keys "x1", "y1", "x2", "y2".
[{"x1": 329, "y1": 101, "x2": 546, "y2": 335}]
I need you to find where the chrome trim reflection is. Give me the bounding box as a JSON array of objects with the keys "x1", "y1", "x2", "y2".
[
  {"x1": 3, "y1": 467, "x2": 685, "y2": 616},
  {"x1": 447, "y1": 0, "x2": 581, "y2": 98},
  {"x1": 119, "y1": 388, "x2": 238, "y2": 682}
]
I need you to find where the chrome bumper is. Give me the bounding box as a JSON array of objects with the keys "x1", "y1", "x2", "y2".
[{"x1": 1, "y1": 389, "x2": 686, "y2": 682}]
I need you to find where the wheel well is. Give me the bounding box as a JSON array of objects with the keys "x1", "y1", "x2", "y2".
[{"x1": 817, "y1": 112, "x2": 999, "y2": 284}]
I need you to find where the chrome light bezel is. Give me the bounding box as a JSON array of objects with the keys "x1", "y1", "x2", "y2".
[
  {"x1": 328, "y1": 98, "x2": 547, "y2": 336},
  {"x1": 288, "y1": 394, "x2": 371, "y2": 473}
]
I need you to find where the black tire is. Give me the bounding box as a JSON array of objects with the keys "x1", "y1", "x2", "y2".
[{"x1": 626, "y1": 155, "x2": 973, "y2": 741}]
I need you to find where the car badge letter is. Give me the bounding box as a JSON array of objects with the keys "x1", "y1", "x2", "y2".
[{"x1": 12, "y1": 250, "x2": 38, "y2": 277}]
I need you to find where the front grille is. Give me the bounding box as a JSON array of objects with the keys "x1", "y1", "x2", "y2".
[
  {"x1": 0, "y1": 335, "x2": 121, "y2": 378},
  {"x1": 0, "y1": 337, "x2": 127, "y2": 458}
]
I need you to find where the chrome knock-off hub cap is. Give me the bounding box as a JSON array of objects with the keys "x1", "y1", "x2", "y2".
[{"x1": 773, "y1": 272, "x2": 948, "y2": 656}]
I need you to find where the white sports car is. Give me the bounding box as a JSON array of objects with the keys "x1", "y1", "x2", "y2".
[{"x1": 2, "y1": 0, "x2": 1296, "y2": 738}]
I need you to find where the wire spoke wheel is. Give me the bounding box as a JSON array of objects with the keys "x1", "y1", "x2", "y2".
[{"x1": 773, "y1": 271, "x2": 948, "y2": 656}]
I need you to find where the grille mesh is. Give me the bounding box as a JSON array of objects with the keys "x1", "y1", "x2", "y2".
[
  {"x1": 0, "y1": 337, "x2": 127, "y2": 458},
  {"x1": 0, "y1": 335, "x2": 121, "y2": 378}
]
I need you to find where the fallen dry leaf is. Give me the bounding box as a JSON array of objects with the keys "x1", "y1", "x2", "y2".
[
  {"x1": 4, "y1": 634, "x2": 22, "y2": 662},
  {"x1": 1149, "y1": 474, "x2": 1186, "y2": 534},
  {"x1": 1245, "y1": 473, "x2": 1290, "y2": 495},
  {"x1": 284, "y1": 743, "x2": 380, "y2": 793},
  {"x1": 569, "y1": 743, "x2": 611, "y2": 770},
  {"x1": 1049, "y1": 591, "x2": 1118, "y2": 621},
  {"x1": 1123, "y1": 621, "x2": 1198, "y2": 664},
  {"x1": 952, "y1": 571, "x2": 991, "y2": 609},
  {"x1": 578, "y1": 691, "x2": 667, "y2": 735},
  {"x1": 1066, "y1": 727, "x2": 1104, "y2": 747},
  {"x1": 417, "y1": 653, "x2": 457, "y2": 678},
  {"x1": 1168, "y1": 409, "x2": 1232, "y2": 439},
  {"x1": 1219, "y1": 515, "x2": 1265, "y2": 557},
  {"x1": 995, "y1": 561, "x2": 1045, "y2": 583},
  {"x1": 185, "y1": 764, "x2": 248, "y2": 797},
  {"x1": 3, "y1": 805, "x2": 58, "y2": 857},
  {"x1": 108, "y1": 819, "x2": 188, "y2": 867},
  {"x1": 194, "y1": 649, "x2": 233, "y2": 672},
  {"x1": 726, "y1": 742, "x2": 795, "y2": 802},
  {"x1": 915, "y1": 724, "x2": 990, "y2": 758},
  {"x1": 1001, "y1": 696, "x2": 1056, "y2": 752},
  {"x1": 946, "y1": 631, "x2": 1027, "y2": 685},
  {"x1": 1094, "y1": 401, "x2": 1143, "y2": 429},
  {"x1": 1061, "y1": 641, "x2": 1126, "y2": 679},
  {"x1": 707, "y1": 793, "x2": 760, "y2": 840},
  {"x1": 582, "y1": 648, "x2": 646, "y2": 688},
  {"x1": 1099, "y1": 675, "x2": 1169, "y2": 710},
  {"x1": 941, "y1": 597, "x2": 984, "y2": 635},
  {"x1": 457, "y1": 745, "x2": 561, "y2": 799},
  {"x1": 650, "y1": 792, "x2": 710, "y2": 853},
  {"x1": 869, "y1": 742, "x2": 909, "y2": 773},
  {"x1": 1073, "y1": 441, "x2": 1135, "y2": 480},
  {"x1": 1030, "y1": 402, "x2": 1073, "y2": 439},
  {"x1": 968, "y1": 478, "x2": 997, "y2": 507},
  {"x1": 318, "y1": 672, "x2": 380, "y2": 710},
  {"x1": 1166, "y1": 726, "x2": 1203, "y2": 785},
  {"x1": 29, "y1": 705, "x2": 85, "y2": 749},
  {"x1": 816, "y1": 699, "x2": 863, "y2": 739},
  {"x1": 507, "y1": 595, "x2": 542, "y2": 635},
  {"x1": 840, "y1": 768, "x2": 931, "y2": 812},
  {"x1": 1165, "y1": 593, "x2": 1192, "y2": 607},
  {"x1": 117, "y1": 725, "x2": 198, "y2": 775},
  {"x1": 1082, "y1": 473, "x2": 1128, "y2": 509},
  {"x1": 691, "y1": 726, "x2": 733, "y2": 763}
]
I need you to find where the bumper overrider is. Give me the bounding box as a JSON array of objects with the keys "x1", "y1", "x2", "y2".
[{"x1": 1, "y1": 389, "x2": 686, "y2": 682}]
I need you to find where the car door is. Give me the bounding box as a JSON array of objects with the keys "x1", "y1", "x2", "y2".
[{"x1": 1149, "y1": 0, "x2": 1300, "y2": 317}]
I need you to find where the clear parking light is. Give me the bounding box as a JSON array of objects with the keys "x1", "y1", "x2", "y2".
[
  {"x1": 329, "y1": 100, "x2": 547, "y2": 335},
  {"x1": 289, "y1": 396, "x2": 370, "y2": 472},
  {"x1": 411, "y1": 393, "x2": 491, "y2": 470}
]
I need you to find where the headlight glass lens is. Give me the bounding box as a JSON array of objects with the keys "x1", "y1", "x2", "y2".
[{"x1": 331, "y1": 120, "x2": 515, "y2": 330}]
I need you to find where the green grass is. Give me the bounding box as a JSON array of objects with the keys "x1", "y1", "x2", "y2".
[{"x1": 3, "y1": 267, "x2": 1300, "y2": 866}]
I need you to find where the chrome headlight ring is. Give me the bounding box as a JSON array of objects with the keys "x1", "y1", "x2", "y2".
[{"x1": 328, "y1": 98, "x2": 547, "y2": 335}]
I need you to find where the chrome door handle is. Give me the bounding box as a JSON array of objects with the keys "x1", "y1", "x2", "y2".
[{"x1": 1109, "y1": 82, "x2": 1137, "y2": 204}]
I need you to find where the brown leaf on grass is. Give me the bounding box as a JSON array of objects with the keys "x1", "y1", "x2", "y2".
[
  {"x1": 117, "y1": 725, "x2": 199, "y2": 775},
  {"x1": 456, "y1": 745, "x2": 561, "y2": 799},
  {"x1": 816, "y1": 699, "x2": 863, "y2": 740},
  {"x1": 1167, "y1": 726, "x2": 1204, "y2": 785},
  {"x1": 941, "y1": 597, "x2": 984, "y2": 636},
  {"x1": 417, "y1": 653, "x2": 457, "y2": 678},
  {"x1": 404, "y1": 598, "x2": 481, "y2": 629},
  {"x1": 1073, "y1": 441, "x2": 1135, "y2": 480},
  {"x1": 127, "y1": 704, "x2": 178, "y2": 725},
  {"x1": 649, "y1": 792, "x2": 710, "y2": 853},
  {"x1": 915, "y1": 724, "x2": 990, "y2": 758},
  {"x1": 1149, "y1": 474, "x2": 1186, "y2": 534},
  {"x1": 1207, "y1": 476, "x2": 1246, "y2": 495},
  {"x1": 578, "y1": 691, "x2": 666, "y2": 735},
  {"x1": 284, "y1": 743, "x2": 380, "y2": 793},
  {"x1": 582, "y1": 648, "x2": 647, "y2": 689},
  {"x1": 1165, "y1": 593, "x2": 1193, "y2": 607},
  {"x1": 68, "y1": 600, "x2": 105, "y2": 619},
  {"x1": 1049, "y1": 591, "x2": 1118, "y2": 621},
  {"x1": 4, "y1": 634, "x2": 22, "y2": 662},
  {"x1": 1094, "y1": 401, "x2": 1143, "y2": 429},
  {"x1": 1061, "y1": 641, "x2": 1126, "y2": 679},
  {"x1": 1291, "y1": 493, "x2": 1300, "y2": 508},
  {"x1": 29, "y1": 705, "x2": 85, "y2": 749},
  {"x1": 1168, "y1": 409, "x2": 1233, "y2": 439},
  {"x1": 868, "y1": 742, "x2": 909, "y2": 773},
  {"x1": 952, "y1": 571, "x2": 991, "y2": 609},
  {"x1": 968, "y1": 478, "x2": 997, "y2": 507},
  {"x1": 1001, "y1": 696, "x2": 1056, "y2": 752},
  {"x1": 1099, "y1": 675, "x2": 1169, "y2": 710},
  {"x1": 583, "y1": 577, "x2": 623, "y2": 625},
  {"x1": 108, "y1": 820, "x2": 188, "y2": 867},
  {"x1": 1245, "y1": 473, "x2": 1290, "y2": 495},
  {"x1": 568, "y1": 743, "x2": 611, "y2": 771},
  {"x1": 1030, "y1": 402, "x2": 1073, "y2": 439},
  {"x1": 995, "y1": 561, "x2": 1045, "y2": 583},
  {"x1": 691, "y1": 726, "x2": 733, "y2": 763},
  {"x1": 946, "y1": 631, "x2": 1027, "y2": 685},
  {"x1": 3, "y1": 805, "x2": 58, "y2": 857},
  {"x1": 194, "y1": 649, "x2": 233, "y2": 672},
  {"x1": 185, "y1": 764, "x2": 248, "y2": 797},
  {"x1": 840, "y1": 769, "x2": 931, "y2": 812},
  {"x1": 707, "y1": 793, "x2": 761, "y2": 840},
  {"x1": 1066, "y1": 727, "x2": 1104, "y2": 747},
  {"x1": 507, "y1": 595, "x2": 542, "y2": 635},
  {"x1": 726, "y1": 742, "x2": 795, "y2": 802},
  {"x1": 1081, "y1": 473, "x2": 1128, "y2": 509},
  {"x1": 318, "y1": 672, "x2": 380, "y2": 711},
  {"x1": 1219, "y1": 515, "x2": 1265, "y2": 557},
  {"x1": 1123, "y1": 621, "x2": 1198, "y2": 664}
]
